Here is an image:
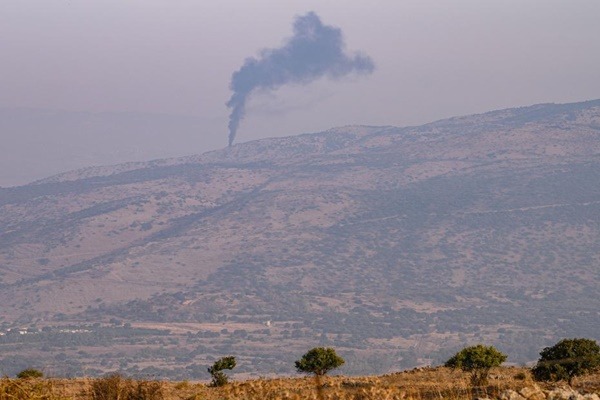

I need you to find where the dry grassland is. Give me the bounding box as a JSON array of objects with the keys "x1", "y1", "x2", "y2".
[{"x1": 2, "y1": 367, "x2": 599, "y2": 400}]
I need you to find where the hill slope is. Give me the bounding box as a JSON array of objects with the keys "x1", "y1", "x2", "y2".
[{"x1": 1, "y1": 100, "x2": 600, "y2": 377}]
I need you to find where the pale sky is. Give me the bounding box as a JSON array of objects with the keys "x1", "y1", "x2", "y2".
[{"x1": 1, "y1": 0, "x2": 600, "y2": 185}]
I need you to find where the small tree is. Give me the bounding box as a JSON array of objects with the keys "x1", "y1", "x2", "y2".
[
  {"x1": 208, "y1": 356, "x2": 236, "y2": 387},
  {"x1": 532, "y1": 338, "x2": 600, "y2": 386},
  {"x1": 445, "y1": 344, "x2": 507, "y2": 386},
  {"x1": 295, "y1": 347, "x2": 345, "y2": 376}
]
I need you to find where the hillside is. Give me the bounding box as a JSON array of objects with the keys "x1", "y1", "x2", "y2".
[{"x1": 1, "y1": 100, "x2": 600, "y2": 378}]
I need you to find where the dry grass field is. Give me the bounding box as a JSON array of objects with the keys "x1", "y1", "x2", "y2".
[{"x1": 2, "y1": 367, "x2": 599, "y2": 400}]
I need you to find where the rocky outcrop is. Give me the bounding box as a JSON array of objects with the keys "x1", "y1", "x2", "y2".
[
  {"x1": 546, "y1": 388, "x2": 600, "y2": 400},
  {"x1": 519, "y1": 385, "x2": 547, "y2": 400},
  {"x1": 499, "y1": 390, "x2": 526, "y2": 400},
  {"x1": 498, "y1": 387, "x2": 600, "y2": 400}
]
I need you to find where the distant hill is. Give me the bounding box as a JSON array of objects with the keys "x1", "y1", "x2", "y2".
[{"x1": 1, "y1": 100, "x2": 599, "y2": 378}]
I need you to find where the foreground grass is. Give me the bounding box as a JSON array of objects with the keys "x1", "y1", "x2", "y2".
[{"x1": 2, "y1": 367, "x2": 599, "y2": 400}]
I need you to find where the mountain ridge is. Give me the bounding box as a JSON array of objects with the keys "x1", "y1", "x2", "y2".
[
  {"x1": 3, "y1": 98, "x2": 598, "y2": 190},
  {"x1": 0, "y1": 99, "x2": 599, "y2": 378}
]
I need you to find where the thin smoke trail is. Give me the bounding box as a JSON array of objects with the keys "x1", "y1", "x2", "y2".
[{"x1": 226, "y1": 11, "x2": 375, "y2": 146}]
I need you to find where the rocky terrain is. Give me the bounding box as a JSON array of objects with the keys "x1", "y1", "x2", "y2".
[{"x1": 1, "y1": 100, "x2": 599, "y2": 378}]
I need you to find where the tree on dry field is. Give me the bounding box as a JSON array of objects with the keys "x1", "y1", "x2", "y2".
[
  {"x1": 444, "y1": 344, "x2": 507, "y2": 386},
  {"x1": 208, "y1": 356, "x2": 236, "y2": 387},
  {"x1": 532, "y1": 338, "x2": 600, "y2": 386},
  {"x1": 295, "y1": 347, "x2": 345, "y2": 376}
]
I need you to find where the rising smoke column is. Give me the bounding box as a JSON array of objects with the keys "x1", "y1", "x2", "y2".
[{"x1": 226, "y1": 11, "x2": 375, "y2": 146}]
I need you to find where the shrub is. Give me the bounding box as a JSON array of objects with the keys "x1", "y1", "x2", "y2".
[
  {"x1": 91, "y1": 374, "x2": 127, "y2": 400},
  {"x1": 90, "y1": 373, "x2": 163, "y2": 400},
  {"x1": 16, "y1": 368, "x2": 44, "y2": 379},
  {"x1": 513, "y1": 371, "x2": 528, "y2": 381},
  {"x1": 0, "y1": 377, "x2": 55, "y2": 398},
  {"x1": 444, "y1": 344, "x2": 507, "y2": 386},
  {"x1": 295, "y1": 347, "x2": 345, "y2": 376},
  {"x1": 208, "y1": 356, "x2": 236, "y2": 387},
  {"x1": 129, "y1": 380, "x2": 163, "y2": 400},
  {"x1": 532, "y1": 338, "x2": 600, "y2": 386}
]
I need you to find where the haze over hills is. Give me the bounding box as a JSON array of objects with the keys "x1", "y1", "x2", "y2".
[
  {"x1": 1, "y1": 100, "x2": 600, "y2": 378},
  {"x1": 0, "y1": 108, "x2": 222, "y2": 187}
]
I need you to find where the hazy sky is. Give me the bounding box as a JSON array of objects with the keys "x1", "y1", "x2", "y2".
[{"x1": 2, "y1": 0, "x2": 600, "y2": 184}]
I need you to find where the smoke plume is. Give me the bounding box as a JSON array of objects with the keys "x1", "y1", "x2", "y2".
[{"x1": 226, "y1": 11, "x2": 375, "y2": 146}]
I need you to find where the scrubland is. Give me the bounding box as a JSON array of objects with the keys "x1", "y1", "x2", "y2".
[{"x1": 2, "y1": 367, "x2": 599, "y2": 400}]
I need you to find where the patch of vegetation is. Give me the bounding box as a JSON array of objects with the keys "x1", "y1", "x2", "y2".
[
  {"x1": 90, "y1": 373, "x2": 163, "y2": 400},
  {"x1": 207, "y1": 356, "x2": 236, "y2": 387},
  {"x1": 16, "y1": 368, "x2": 43, "y2": 379},
  {"x1": 444, "y1": 344, "x2": 507, "y2": 386},
  {"x1": 295, "y1": 347, "x2": 345, "y2": 376},
  {"x1": 532, "y1": 338, "x2": 600, "y2": 386}
]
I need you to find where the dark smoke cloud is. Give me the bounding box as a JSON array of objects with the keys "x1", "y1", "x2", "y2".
[{"x1": 226, "y1": 11, "x2": 375, "y2": 146}]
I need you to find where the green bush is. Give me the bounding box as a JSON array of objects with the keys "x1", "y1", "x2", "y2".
[
  {"x1": 444, "y1": 344, "x2": 507, "y2": 386},
  {"x1": 295, "y1": 347, "x2": 345, "y2": 376},
  {"x1": 16, "y1": 368, "x2": 44, "y2": 379},
  {"x1": 532, "y1": 338, "x2": 600, "y2": 386},
  {"x1": 208, "y1": 356, "x2": 236, "y2": 387}
]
